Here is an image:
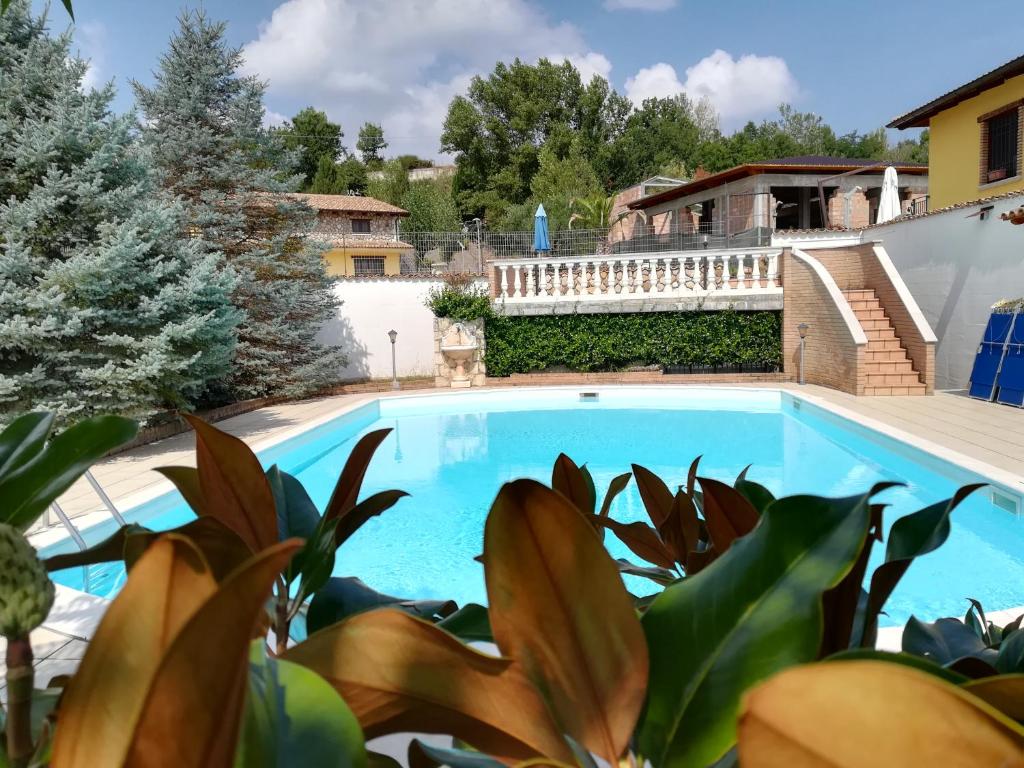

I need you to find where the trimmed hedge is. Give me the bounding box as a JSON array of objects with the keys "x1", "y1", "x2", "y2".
[{"x1": 484, "y1": 311, "x2": 781, "y2": 377}]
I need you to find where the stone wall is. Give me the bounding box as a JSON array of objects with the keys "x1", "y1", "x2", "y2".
[
  {"x1": 313, "y1": 210, "x2": 400, "y2": 237},
  {"x1": 433, "y1": 317, "x2": 487, "y2": 388}
]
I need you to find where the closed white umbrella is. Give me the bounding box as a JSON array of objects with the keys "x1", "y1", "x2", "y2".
[{"x1": 876, "y1": 166, "x2": 901, "y2": 223}]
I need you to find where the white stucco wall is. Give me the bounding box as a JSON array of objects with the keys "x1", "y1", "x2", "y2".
[
  {"x1": 318, "y1": 277, "x2": 489, "y2": 380},
  {"x1": 868, "y1": 193, "x2": 1024, "y2": 391}
]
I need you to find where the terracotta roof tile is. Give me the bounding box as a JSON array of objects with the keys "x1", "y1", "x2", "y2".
[{"x1": 289, "y1": 193, "x2": 409, "y2": 216}]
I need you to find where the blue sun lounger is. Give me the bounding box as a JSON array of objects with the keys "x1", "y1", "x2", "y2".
[
  {"x1": 996, "y1": 313, "x2": 1024, "y2": 407},
  {"x1": 968, "y1": 311, "x2": 1015, "y2": 401}
]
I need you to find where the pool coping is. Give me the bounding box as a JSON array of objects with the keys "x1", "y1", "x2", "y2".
[{"x1": 30, "y1": 383, "x2": 1024, "y2": 648}]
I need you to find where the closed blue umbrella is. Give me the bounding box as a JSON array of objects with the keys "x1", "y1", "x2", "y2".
[{"x1": 533, "y1": 203, "x2": 550, "y2": 254}]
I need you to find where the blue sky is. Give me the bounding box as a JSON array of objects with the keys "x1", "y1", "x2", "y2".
[{"x1": 51, "y1": 0, "x2": 1022, "y2": 159}]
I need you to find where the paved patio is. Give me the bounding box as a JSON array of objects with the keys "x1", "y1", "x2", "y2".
[{"x1": 15, "y1": 382, "x2": 1024, "y2": 694}]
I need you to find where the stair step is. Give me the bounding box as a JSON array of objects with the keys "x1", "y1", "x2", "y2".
[
  {"x1": 853, "y1": 307, "x2": 887, "y2": 321},
  {"x1": 866, "y1": 338, "x2": 903, "y2": 351},
  {"x1": 865, "y1": 327, "x2": 896, "y2": 341},
  {"x1": 866, "y1": 372, "x2": 922, "y2": 386},
  {"x1": 866, "y1": 348, "x2": 910, "y2": 362},
  {"x1": 859, "y1": 317, "x2": 893, "y2": 331},
  {"x1": 843, "y1": 289, "x2": 876, "y2": 300},
  {"x1": 864, "y1": 360, "x2": 915, "y2": 374},
  {"x1": 848, "y1": 298, "x2": 882, "y2": 311},
  {"x1": 864, "y1": 384, "x2": 927, "y2": 396}
]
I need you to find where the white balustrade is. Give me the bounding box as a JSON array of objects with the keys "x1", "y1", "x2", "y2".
[{"x1": 492, "y1": 247, "x2": 782, "y2": 304}]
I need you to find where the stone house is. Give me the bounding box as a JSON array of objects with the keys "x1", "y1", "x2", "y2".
[
  {"x1": 625, "y1": 157, "x2": 929, "y2": 245},
  {"x1": 293, "y1": 193, "x2": 413, "y2": 276}
]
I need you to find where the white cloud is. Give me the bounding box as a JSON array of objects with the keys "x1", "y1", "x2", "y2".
[
  {"x1": 242, "y1": 0, "x2": 610, "y2": 159},
  {"x1": 75, "y1": 21, "x2": 107, "y2": 91},
  {"x1": 624, "y1": 62, "x2": 685, "y2": 104},
  {"x1": 605, "y1": 0, "x2": 677, "y2": 10},
  {"x1": 263, "y1": 109, "x2": 290, "y2": 128},
  {"x1": 625, "y1": 50, "x2": 798, "y2": 127}
]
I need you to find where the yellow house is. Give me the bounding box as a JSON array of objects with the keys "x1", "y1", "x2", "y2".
[
  {"x1": 890, "y1": 55, "x2": 1024, "y2": 209},
  {"x1": 293, "y1": 193, "x2": 414, "y2": 276}
]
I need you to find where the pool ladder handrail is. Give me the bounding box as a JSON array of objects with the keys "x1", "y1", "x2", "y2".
[{"x1": 48, "y1": 470, "x2": 127, "y2": 592}]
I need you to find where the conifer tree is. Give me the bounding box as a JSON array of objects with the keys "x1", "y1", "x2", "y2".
[
  {"x1": 0, "y1": 2, "x2": 239, "y2": 424},
  {"x1": 134, "y1": 11, "x2": 345, "y2": 398}
]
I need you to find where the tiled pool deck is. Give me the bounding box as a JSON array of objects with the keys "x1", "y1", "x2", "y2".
[{"x1": 12, "y1": 383, "x2": 1024, "y2": 692}]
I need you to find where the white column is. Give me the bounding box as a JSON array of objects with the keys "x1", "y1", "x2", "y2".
[
  {"x1": 526, "y1": 263, "x2": 536, "y2": 298},
  {"x1": 512, "y1": 265, "x2": 522, "y2": 299},
  {"x1": 499, "y1": 266, "x2": 509, "y2": 300},
  {"x1": 568, "y1": 260, "x2": 577, "y2": 298}
]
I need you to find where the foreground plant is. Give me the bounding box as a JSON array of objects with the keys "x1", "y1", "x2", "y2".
[{"x1": 0, "y1": 412, "x2": 137, "y2": 766}]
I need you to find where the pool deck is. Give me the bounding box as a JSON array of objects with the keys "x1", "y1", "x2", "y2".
[{"x1": 12, "y1": 383, "x2": 1024, "y2": 695}]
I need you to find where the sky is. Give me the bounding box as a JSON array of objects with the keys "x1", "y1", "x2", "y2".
[{"x1": 50, "y1": 0, "x2": 1023, "y2": 161}]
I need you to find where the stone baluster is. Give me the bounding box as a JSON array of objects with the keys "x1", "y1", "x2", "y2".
[
  {"x1": 525, "y1": 263, "x2": 535, "y2": 298},
  {"x1": 513, "y1": 265, "x2": 523, "y2": 299},
  {"x1": 499, "y1": 266, "x2": 509, "y2": 300},
  {"x1": 568, "y1": 260, "x2": 577, "y2": 298}
]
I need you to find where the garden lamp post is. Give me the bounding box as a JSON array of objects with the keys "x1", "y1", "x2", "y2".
[
  {"x1": 472, "y1": 217, "x2": 482, "y2": 273},
  {"x1": 388, "y1": 329, "x2": 400, "y2": 390},
  {"x1": 797, "y1": 323, "x2": 809, "y2": 385}
]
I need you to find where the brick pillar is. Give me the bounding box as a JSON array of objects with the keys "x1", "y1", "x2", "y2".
[{"x1": 827, "y1": 188, "x2": 870, "y2": 228}]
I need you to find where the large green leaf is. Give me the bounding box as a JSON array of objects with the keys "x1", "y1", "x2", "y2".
[
  {"x1": 733, "y1": 466, "x2": 774, "y2": 515},
  {"x1": 0, "y1": 415, "x2": 137, "y2": 531},
  {"x1": 235, "y1": 642, "x2": 367, "y2": 768},
  {"x1": 332, "y1": 490, "x2": 409, "y2": 547},
  {"x1": 323, "y1": 429, "x2": 392, "y2": 524},
  {"x1": 436, "y1": 604, "x2": 493, "y2": 643},
  {"x1": 860, "y1": 484, "x2": 984, "y2": 645},
  {"x1": 639, "y1": 489, "x2": 879, "y2": 768},
  {"x1": 0, "y1": 412, "x2": 53, "y2": 481},
  {"x1": 268, "y1": 467, "x2": 321, "y2": 542},
  {"x1": 306, "y1": 577, "x2": 457, "y2": 635},
  {"x1": 902, "y1": 616, "x2": 998, "y2": 668}
]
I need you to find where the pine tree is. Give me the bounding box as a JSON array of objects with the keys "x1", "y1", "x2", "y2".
[
  {"x1": 134, "y1": 11, "x2": 345, "y2": 399},
  {"x1": 0, "y1": 2, "x2": 239, "y2": 424}
]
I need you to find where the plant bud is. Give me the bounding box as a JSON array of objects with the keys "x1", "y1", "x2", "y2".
[{"x1": 0, "y1": 523, "x2": 55, "y2": 638}]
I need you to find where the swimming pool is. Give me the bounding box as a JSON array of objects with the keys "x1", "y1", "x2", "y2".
[{"x1": 43, "y1": 387, "x2": 1024, "y2": 626}]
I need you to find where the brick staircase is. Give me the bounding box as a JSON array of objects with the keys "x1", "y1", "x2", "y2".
[{"x1": 843, "y1": 289, "x2": 926, "y2": 396}]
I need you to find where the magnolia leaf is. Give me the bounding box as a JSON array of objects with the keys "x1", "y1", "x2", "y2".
[
  {"x1": 437, "y1": 604, "x2": 493, "y2": 643},
  {"x1": 861, "y1": 485, "x2": 983, "y2": 645},
  {"x1": 333, "y1": 490, "x2": 409, "y2": 547},
  {"x1": 284, "y1": 609, "x2": 572, "y2": 763},
  {"x1": 324, "y1": 428, "x2": 392, "y2": 523},
  {"x1": 43, "y1": 523, "x2": 149, "y2": 572},
  {"x1": 639, "y1": 490, "x2": 875, "y2": 768},
  {"x1": 733, "y1": 466, "x2": 775, "y2": 514},
  {"x1": 0, "y1": 415, "x2": 137, "y2": 531},
  {"x1": 268, "y1": 466, "x2": 321, "y2": 541},
  {"x1": 659, "y1": 490, "x2": 699, "y2": 566},
  {"x1": 123, "y1": 540, "x2": 302, "y2": 767},
  {"x1": 0, "y1": 412, "x2": 53, "y2": 480},
  {"x1": 964, "y1": 674, "x2": 1024, "y2": 720},
  {"x1": 235, "y1": 642, "x2": 367, "y2": 768},
  {"x1": 631, "y1": 463, "x2": 673, "y2": 527},
  {"x1": 50, "y1": 535, "x2": 218, "y2": 766},
  {"x1": 155, "y1": 466, "x2": 207, "y2": 516},
  {"x1": 902, "y1": 616, "x2": 997, "y2": 667},
  {"x1": 696, "y1": 476, "x2": 759, "y2": 553},
  {"x1": 408, "y1": 740, "x2": 505, "y2": 768},
  {"x1": 551, "y1": 453, "x2": 595, "y2": 515},
  {"x1": 996, "y1": 630, "x2": 1024, "y2": 674},
  {"x1": 823, "y1": 649, "x2": 969, "y2": 685},
  {"x1": 598, "y1": 472, "x2": 632, "y2": 518},
  {"x1": 737, "y1": 661, "x2": 1024, "y2": 767},
  {"x1": 595, "y1": 517, "x2": 677, "y2": 570},
  {"x1": 183, "y1": 415, "x2": 278, "y2": 552},
  {"x1": 616, "y1": 558, "x2": 679, "y2": 586},
  {"x1": 306, "y1": 576, "x2": 456, "y2": 635},
  {"x1": 485, "y1": 479, "x2": 648, "y2": 765}
]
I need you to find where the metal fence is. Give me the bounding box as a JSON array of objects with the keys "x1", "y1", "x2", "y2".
[{"x1": 398, "y1": 222, "x2": 773, "y2": 274}]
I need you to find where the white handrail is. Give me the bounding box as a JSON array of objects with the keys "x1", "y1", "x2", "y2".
[{"x1": 492, "y1": 247, "x2": 783, "y2": 303}]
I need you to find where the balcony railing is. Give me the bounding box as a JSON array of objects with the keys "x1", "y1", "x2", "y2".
[{"x1": 492, "y1": 246, "x2": 782, "y2": 304}]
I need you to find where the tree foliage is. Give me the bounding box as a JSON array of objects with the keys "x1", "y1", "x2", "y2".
[
  {"x1": 278, "y1": 107, "x2": 343, "y2": 189},
  {"x1": 134, "y1": 11, "x2": 345, "y2": 400},
  {"x1": 0, "y1": 2, "x2": 239, "y2": 424},
  {"x1": 355, "y1": 122, "x2": 387, "y2": 168}
]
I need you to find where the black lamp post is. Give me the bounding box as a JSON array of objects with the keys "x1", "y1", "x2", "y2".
[
  {"x1": 388, "y1": 329, "x2": 399, "y2": 390},
  {"x1": 797, "y1": 323, "x2": 809, "y2": 385}
]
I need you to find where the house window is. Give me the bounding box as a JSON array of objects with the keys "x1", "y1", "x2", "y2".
[
  {"x1": 351, "y1": 219, "x2": 372, "y2": 234},
  {"x1": 352, "y1": 256, "x2": 385, "y2": 276},
  {"x1": 981, "y1": 106, "x2": 1021, "y2": 184}
]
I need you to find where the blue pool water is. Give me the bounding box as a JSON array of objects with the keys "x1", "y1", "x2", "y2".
[{"x1": 45, "y1": 388, "x2": 1024, "y2": 626}]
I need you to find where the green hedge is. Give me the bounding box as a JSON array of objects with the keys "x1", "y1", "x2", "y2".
[{"x1": 484, "y1": 311, "x2": 781, "y2": 377}]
